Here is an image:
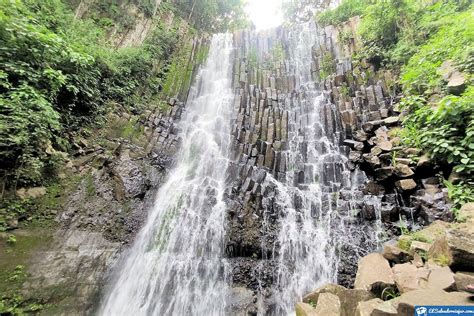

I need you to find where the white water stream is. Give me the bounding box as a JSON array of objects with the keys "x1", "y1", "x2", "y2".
[
  {"x1": 99, "y1": 34, "x2": 235, "y2": 316},
  {"x1": 262, "y1": 23, "x2": 383, "y2": 314}
]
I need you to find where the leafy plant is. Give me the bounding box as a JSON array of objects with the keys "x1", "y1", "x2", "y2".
[
  {"x1": 400, "y1": 88, "x2": 474, "y2": 177},
  {"x1": 444, "y1": 180, "x2": 474, "y2": 218},
  {"x1": 381, "y1": 287, "x2": 400, "y2": 301},
  {"x1": 401, "y1": 9, "x2": 473, "y2": 94},
  {"x1": 319, "y1": 52, "x2": 336, "y2": 79},
  {"x1": 316, "y1": 0, "x2": 368, "y2": 26},
  {"x1": 8, "y1": 265, "x2": 27, "y2": 282}
]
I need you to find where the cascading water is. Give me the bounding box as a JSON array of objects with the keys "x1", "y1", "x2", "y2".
[
  {"x1": 99, "y1": 34, "x2": 235, "y2": 315},
  {"x1": 255, "y1": 23, "x2": 384, "y2": 314},
  {"x1": 100, "y1": 22, "x2": 384, "y2": 316}
]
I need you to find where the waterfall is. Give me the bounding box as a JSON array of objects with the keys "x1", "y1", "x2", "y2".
[
  {"x1": 99, "y1": 33, "x2": 235, "y2": 315},
  {"x1": 261, "y1": 22, "x2": 360, "y2": 314},
  {"x1": 229, "y1": 23, "x2": 384, "y2": 314},
  {"x1": 100, "y1": 23, "x2": 384, "y2": 316}
]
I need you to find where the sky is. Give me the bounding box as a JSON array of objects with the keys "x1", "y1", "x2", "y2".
[{"x1": 245, "y1": 0, "x2": 284, "y2": 31}]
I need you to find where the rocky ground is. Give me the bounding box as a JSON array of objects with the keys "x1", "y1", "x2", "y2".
[{"x1": 296, "y1": 203, "x2": 474, "y2": 315}]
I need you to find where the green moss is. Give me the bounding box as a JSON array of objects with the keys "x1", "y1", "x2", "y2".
[
  {"x1": 411, "y1": 232, "x2": 432, "y2": 244},
  {"x1": 161, "y1": 42, "x2": 195, "y2": 99},
  {"x1": 195, "y1": 44, "x2": 210, "y2": 65},
  {"x1": 397, "y1": 236, "x2": 412, "y2": 252},
  {"x1": 433, "y1": 254, "x2": 451, "y2": 266},
  {"x1": 0, "y1": 228, "x2": 54, "y2": 313},
  {"x1": 85, "y1": 173, "x2": 96, "y2": 198}
]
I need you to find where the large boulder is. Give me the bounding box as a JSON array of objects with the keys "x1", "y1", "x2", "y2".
[
  {"x1": 371, "y1": 300, "x2": 399, "y2": 316},
  {"x1": 394, "y1": 164, "x2": 414, "y2": 178},
  {"x1": 410, "y1": 241, "x2": 431, "y2": 253},
  {"x1": 395, "y1": 179, "x2": 417, "y2": 191},
  {"x1": 440, "y1": 60, "x2": 466, "y2": 95},
  {"x1": 382, "y1": 240, "x2": 413, "y2": 264},
  {"x1": 396, "y1": 289, "x2": 473, "y2": 315},
  {"x1": 392, "y1": 262, "x2": 455, "y2": 293},
  {"x1": 447, "y1": 71, "x2": 466, "y2": 95},
  {"x1": 417, "y1": 221, "x2": 449, "y2": 242},
  {"x1": 303, "y1": 284, "x2": 346, "y2": 305},
  {"x1": 356, "y1": 298, "x2": 384, "y2": 316},
  {"x1": 354, "y1": 253, "x2": 395, "y2": 294},
  {"x1": 296, "y1": 302, "x2": 317, "y2": 316},
  {"x1": 314, "y1": 293, "x2": 341, "y2": 316},
  {"x1": 16, "y1": 187, "x2": 47, "y2": 199},
  {"x1": 304, "y1": 284, "x2": 374, "y2": 316},
  {"x1": 422, "y1": 264, "x2": 456, "y2": 291},
  {"x1": 446, "y1": 222, "x2": 474, "y2": 270},
  {"x1": 454, "y1": 271, "x2": 474, "y2": 292},
  {"x1": 372, "y1": 289, "x2": 472, "y2": 316},
  {"x1": 428, "y1": 236, "x2": 453, "y2": 266},
  {"x1": 340, "y1": 289, "x2": 375, "y2": 316},
  {"x1": 459, "y1": 203, "x2": 474, "y2": 223},
  {"x1": 392, "y1": 263, "x2": 428, "y2": 293}
]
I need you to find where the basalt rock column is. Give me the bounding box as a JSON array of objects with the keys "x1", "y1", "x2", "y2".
[{"x1": 227, "y1": 23, "x2": 384, "y2": 314}]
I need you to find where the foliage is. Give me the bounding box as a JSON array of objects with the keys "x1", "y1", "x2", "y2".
[
  {"x1": 400, "y1": 9, "x2": 473, "y2": 94},
  {"x1": 381, "y1": 287, "x2": 400, "y2": 301},
  {"x1": 0, "y1": 0, "x2": 181, "y2": 188},
  {"x1": 319, "y1": 52, "x2": 336, "y2": 79},
  {"x1": 444, "y1": 180, "x2": 474, "y2": 218},
  {"x1": 0, "y1": 197, "x2": 33, "y2": 231},
  {"x1": 400, "y1": 88, "x2": 474, "y2": 176},
  {"x1": 7, "y1": 234, "x2": 16, "y2": 244},
  {"x1": 354, "y1": 0, "x2": 417, "y2": 67},
  {"x1": 337, "y1": 29, "x2": 353, "y2": 47},
  {"x1": 174, "y1": 0, "x2": 248, "y2": 32},
  {"x1": 0, "y1": 265, "x2": 45, "y2": 314},
  {"x1": 316, "y1": 0, "x2": 367, "y2": 26},
  {"x1": 0, "y1": 0, "x2": 95, "y2": 185}
]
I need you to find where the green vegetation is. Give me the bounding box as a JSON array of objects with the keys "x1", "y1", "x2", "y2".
[
  {"x1": 0, "y1": 0, "x2": 247, "y2": 192},
  {"x1": 316, "y1": 0, "x2": 367, "y2": 26},
  {"x1": 444, "y1": 180, "x2": 474, "y2": 218},
  {"x1": 0, "y1": 229, "x2": 53, "y2": 314},
  {"x1": 0, "y1": 0, "x2": 182, "y2": 190},
  {"x1": 319, "y1": 52, "x2": 336, "y2": 79},
  {"x1": 316, "y1": 0, "x2": 473, "y2": 214},
  {"x1": 174, "y1": 0, "x2": 249, "y2": 32},
  {"x1": 381, "y1": 287, "x2": 400, "y2": 301}
]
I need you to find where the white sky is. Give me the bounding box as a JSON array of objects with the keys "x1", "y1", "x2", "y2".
[{"x1": 245, "y1": 0, "x2": 284, "y2": 31}]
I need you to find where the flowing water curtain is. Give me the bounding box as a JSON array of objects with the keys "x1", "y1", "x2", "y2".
[
  {"x1": 99, "y1": 33, "x2": 235, "y2": 316},
  {"x1": 257, "y1": 22, "x2": 384, "y2": 314}
]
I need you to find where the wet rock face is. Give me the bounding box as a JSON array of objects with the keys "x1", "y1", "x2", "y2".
[
  {"x1": 25, "y1": 100, "x2": 186, "y2": 314},
  {"x1": 61, "y1": 102, "x2": 185, "y2": 243}
]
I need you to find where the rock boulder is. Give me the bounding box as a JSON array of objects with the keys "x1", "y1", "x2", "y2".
[
  {"x1": 314, "y1": 293, "x2": 341, "y2": 316},
  {"x1": 354, "y1": 253, "x2": 395, "y2": 293}
]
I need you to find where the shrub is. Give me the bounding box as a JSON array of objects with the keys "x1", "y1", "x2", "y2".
[
  {"x1": 316, "y1": 0, "x2": 367, "y2": 26},
  {"x1": 444, "y1": 180, "x2": 474, "y2": 218},
  {"x1": 400, "y1": 9, "x2": 473, "y2": 94},
  {"x1": 401, "y1": 88, "x2": 474, "y2": 176}
]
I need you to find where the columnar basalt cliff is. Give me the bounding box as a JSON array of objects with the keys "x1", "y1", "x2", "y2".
[
  {"x1": 225, "y1": 24, "x2": 390, "y2": 314},
  {"x1": 2, "y1": 3, "x2": 465, "y2": 315}
]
